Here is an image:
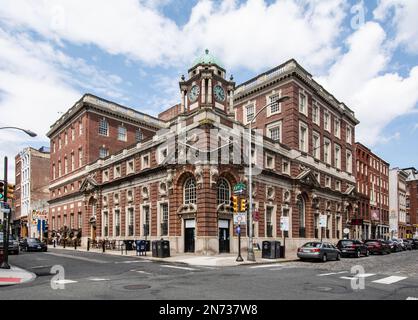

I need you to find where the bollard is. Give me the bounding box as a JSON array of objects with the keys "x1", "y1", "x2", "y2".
[
  {"x1": 102, "y1": 241, "x2": 105, "y2": 253},
  {"x1": 63, "y1": 239, "x2": 66, "y2": 248},
  {"x1": 53, "y1": 239, "x2": 56, "y2": 248},
  {"x1": 121, "y1": 242, "x2": 124, "y2": 255},
  {"x1": 87, "y1": 238, "x2": 90, "y2": 251},
  {"x1": 74, "y1": 239, "x2": 77, "y2": 250}
]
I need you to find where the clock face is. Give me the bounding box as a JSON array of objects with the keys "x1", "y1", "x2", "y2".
[
  {"x1": 214, "y1": 85, "x2": 225, "y2": 102},
  {"x1": 189, "y1": 85, "x2": 200, "y2": 102}
]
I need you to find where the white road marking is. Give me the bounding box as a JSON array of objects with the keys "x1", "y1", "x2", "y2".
[
  {"x1": 249, "y1": 264, "x2": 279, "y2": 269},
  {"x1": 44, "y1": 252, "x2": 108, "y2": 264},
  {"x1": 340, "y1": 274, "x2": 376, "y2": 280},
  {"x1": 406, "y1": 297, "x2": 418, "y2": 300},
  {"x1": 372, "y1": 276, "x2": 407, "y2": 285},
  {"x1": 115, "y1": 260, "x2": 151, "y2": 264},
  {"x1": 318, "y1": 271, "x2": 348, "y2": 277},
  {"x1": 340, "y1": 276, "x2": 356, "y2": 280},
  {"x1": 161, "y1": 265, "x2": 198, "y2": 271},
  {"x1": 89, "y1": 278, "x2": 109, "y2": 281},
  {"x1": 130, "y1": 270, "x2": 152, "y2": 275},
  {"x1": 53, "y1": 279, "x2": 77, "y2": 284}
]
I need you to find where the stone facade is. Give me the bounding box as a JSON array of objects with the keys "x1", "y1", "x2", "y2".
[
  {"x1": 389, "y1": 168, "x2": 409, "y2": 238},
  {"x1": 48, "y1": 54, "x2": 360, "y2": 255}
]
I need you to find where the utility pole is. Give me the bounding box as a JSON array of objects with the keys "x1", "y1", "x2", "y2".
[{"x1": 1, "y1": 157, "x2": 10, "y2": 269}]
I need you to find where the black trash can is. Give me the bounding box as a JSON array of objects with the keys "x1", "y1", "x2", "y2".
[
  {"x1": 279, "y1": 245, "x2": 285, "y2": 258},
  {"x1": 158, "y1": 240, "x2": 170, "y2": 258},
  {"x1": 152, "y1": 240, "x2": 159, "y2": 257},
  {"x1": 262, "y1": 241, "x2": 272, "y2": 259},
  {"x1": 145, "y1": 240, "x2": 150, "y2": 252},
  {"x1": 262, "y1": 241, "x2": 281, "y2": 259},
  {"x1": 125, "y1": 240, "x2": 134, "y2": 251}
]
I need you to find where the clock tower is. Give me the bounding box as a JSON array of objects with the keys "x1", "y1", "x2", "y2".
[{"x1": 179, "y1": 49, "x2": 235, "y2": 115}]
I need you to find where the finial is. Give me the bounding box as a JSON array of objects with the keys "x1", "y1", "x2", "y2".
[
  {"x1": 205, "y1": 48, "x2": 209, "y2": 54},
  {"x1": 230, "y1": 74, "x2": 234, "y2": 81},
  {"x1": 181, "y1": 74, "x2": 185, "y2": 81}
]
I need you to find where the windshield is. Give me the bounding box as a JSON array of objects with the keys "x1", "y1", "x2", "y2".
[
  {"x1": 339, "y1": 241, "x2": 353, "y2": 246},
  {"x1": 28, "y1": 238, "x2": 41, "y2": 243},
  {"x1": 302, "y1": 242, "x2": 322, "y2": 248},
  {"x1": 0, "y1": 233, "x2": 16, "y2": 241}
]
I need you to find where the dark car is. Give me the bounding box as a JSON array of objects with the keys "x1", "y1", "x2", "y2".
[
  {"x1": 20, "y1": 238, "x2": 47, "y2": 252},
  {"x1": 385, "y1": 240, "x2": 402, "y2": 252},
  {"x1": 0, "y1": 232, "x2": 19, "y2": 255},
  {"x1": 297, "y1": 242, "x2": 341, "y2": 262},
  {"x1": 336, "y1": 239, "x2": 369, "y2": 258},
  {"x1": 364, "y1": 239, "x2": 391, "y2": 255},
  {"x1": 411, "y1": 239, "x2": 418, "y2": 250},
  {"x1": 403, "y1": 239, "x2": 413, "y2": 251}
]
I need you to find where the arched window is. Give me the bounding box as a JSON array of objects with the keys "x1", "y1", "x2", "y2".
[
  {"x1": 297, "y1": 195, "x2": 306, "y2": 238},
  {"x1": 184, "y1": 178, "x2": 197, "y2": 204},
  {"x1": 99, "y1": 118, "x2": 109, "y2": 136},
  {"x1": 217, "y1": 178, "x2": 230, "y2": 205}
]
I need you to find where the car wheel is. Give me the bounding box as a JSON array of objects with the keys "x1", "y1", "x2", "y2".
[
  {"x1": 336, "y1": 253, "x2": 341, "y2": 261},
  {"x1": 322, "y1": 254, "x2": 327, "y2": 262},
  {"x1": 356, "y1": 250, "x2": 361, "y2": 258},
  {"x1": 365, "y1": 250, "x2": 369, "y2": 257}
]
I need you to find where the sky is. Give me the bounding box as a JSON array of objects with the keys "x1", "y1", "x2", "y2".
[{"x1": 0, "y1": 0, "x2": 418, "y2": 181}]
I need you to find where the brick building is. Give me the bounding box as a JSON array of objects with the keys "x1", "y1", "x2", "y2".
[
  {"x1": 14, "y1": 147, "x2": 50, "y2": 238},
  {"x1": 389, "y1": 168, "x2": 409, "y2": 239},
  {"x1": 355, "y1": 143, "x2": 390, "y2": 240},
  {"x1": 48, "y1": 52, "x2": 360, "y2": 254},
  {"x1": 403, "y1": 168, "x2": 418, "y2": 238}
]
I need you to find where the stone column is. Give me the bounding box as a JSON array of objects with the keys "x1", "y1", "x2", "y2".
[
  {"x1": 207, "y1": 78, "x2": 212, "y2": 104},
  {"x1": 201, "y1": 78, "x2": 206, "y2": 104},
  {"x1": 181, "y1": 90, "x2": 185, "y2": 113}
]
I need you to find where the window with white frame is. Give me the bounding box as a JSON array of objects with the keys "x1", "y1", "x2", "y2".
[
  {"x1": 282, "y1": 159, "x2": 290, "y2": 175},
  {"x1": 142, "y1": 154, "x2": 150, "y2": 169},
  {"x1": 58, "y1": 137, "x2": 62, "y2": 149},
  {"x1": 266, "y1": 121, "x2": 282, "y2": 142},
  {"x1": 118, "y1": 126, "x2": 127, "y2": 141},
  {"x1": 246, "y1": 104, "x2": 255, "y2": 124},
  {"x1": 217, "y1": 178, "x2": 230, "y2": 205},
  {"x1": 114, "y1": 193, "x2": 119, "y2": 205},
  {"x1": 102, "y1": 170, "x2": 109, "y2": 182},
  {"x1": 268, "y1": 93, "x2": 281, "y2": 116},
  {"x1": 325, "y1": 176, "x2": 331, "y2": 188},
  {"x1": 114, "y1": 209, "x2": 120, "y2": 237},
  {"x1": 53, "y1": 164, "x2": 56, "y2": 180},
  {"x1": 336, "y1": 180, "x2": 341, "y2": 191},
  {"x1": 64, "y1": 157, "x2": 68, "y2": 174},
  {"x1": 71, "y1": 153, "x2": 75, "y2": 172},
  {"x1": 99, "y1": 118, "x2": 109, "y2": 136},
  {"x1": 79, "y1": 120, "x2": 83, "y2": 136},
  {"x1": 334, "y1": 118, "x2": 341, "y2": 138},
  {"x1": 299, "y1": 122, "x2": 308, "y2": 152},
  {"x1": 299, "y1": 91, "x2": 307, "y2": 115},
  {"x1": 266, "y1": 153, "x2": 275, "y2": 169},
  {"x1": 71, "y1": 127, "x2": 75, "y2": 141},
  {"x1": 160, "y1": 203, "x2": 169, "y2": 236},
  {"x1": 58, "y1": 160, "x2": 62, "y2": 177},
  {"x1": 266, "y1": 206, "x2": 274, "y2": 237},
  {"x1": 127, "y1": 159, "x2": 135, "y2": 174},
  {"x1": 324, "y1": 111, "x2": 330, "y2": 132},
  {"x1": 312, "y1": 132, "x2": 320, "y2": 159},
  {"x1": 127, "y1": 189, "x2": 133, "y2": 203},
  {"x1": 65, "y1": 132, "x2": 68, "y2": 145},
  {"x1": 324, "y1": 139, "x2": 331, "y2": 164},
  {"x1": 114, "y1": 165, "x2": 121, "y2": 178},
  {"x1": 127, "y1": 207, "x2": 134, "y2": 236},
  {"x1": 143, "y1": 205, "x2": 150, "y2": 236},
  {"x1": 136, "y1": 128, "x2": 143, "y2": 142},
  {"x1": 78, "y1": 148, "x2": 83, "y2": 166},
  {"x1": 99, "y1": 147, "x2": 109, "y2": 159},
  {"x1": 346, "y1": 125, "x2": 352, "y2": 144},
  {"x1": 312, "y1": 102, "x2": 320, "y2": 125},
  {"x1": 346, "y1": 150, "x2": 353, "y2": 174},
  {"x1": 184, "y1": 178, "x2": 197, "y2": 204},
  {"x1": 53, "y1": 141, "x2": 56, "y2": 153},
  {"x1": 334, "y1": 144, "x2": 341, "y2": 169},
  {"x1": 158, "y1": 147, "x2": 168, "y2": 164}
]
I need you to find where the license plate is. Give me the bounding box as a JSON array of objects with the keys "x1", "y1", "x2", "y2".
[
  {"x1": 38, "y1": 246, "x2": 41, "y2": 249},
  {"x1": 303, "y1": 249, "x2": 311, "y2": 253},
  {"x1": 342, "y1": 250, "x2": 347, "y2": 252}
]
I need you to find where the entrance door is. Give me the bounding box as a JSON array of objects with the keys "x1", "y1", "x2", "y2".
[
  {"x1": 184, "y1": 219, "x2": 195, "y2": 253},
  {"x1": 219, "y1": 220, "x2": 230, "y2": 253}
]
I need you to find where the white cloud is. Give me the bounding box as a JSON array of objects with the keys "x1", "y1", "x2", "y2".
[
  {"x1": 319, "y1": 22, "x2": 418, "y2": 146},
  {"x1": 374, "y1": 0, "x2": 418, "y2": 54}
]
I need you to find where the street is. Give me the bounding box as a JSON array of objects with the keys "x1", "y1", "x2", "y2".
[{"x1": 1, "y1": 248, "x2": 417, "y2": 300}]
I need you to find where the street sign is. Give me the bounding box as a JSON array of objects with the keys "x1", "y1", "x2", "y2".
[
  {"x1": 280, "y1": 216, "x2": 289, "y2": 232},
  {"x1": 233, "y1": 183, "x2": 247, "y2": 195},
  {"x1": 319, "y1": 215, "x2": 327, "y2": 228},
  {"x1": 234, "y1": 213, "x2": 247, "y2": 225},
  {"x1": 343, "y1": 228, "x2": 350, "y2": 234},
  {"x1": 236, "y1": 226, "x2": 241, "y2": 234}
]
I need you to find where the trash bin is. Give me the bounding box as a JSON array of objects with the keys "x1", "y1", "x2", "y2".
[
  {"x1": 124, "y1": 240, "x2": 134, "y2": 251},
  {"x1": 158, "y1": 240, "x2": 170, "y2": 258},
  {"x1": 152, "y1": 240, "x2": 159, "y2": 257},
  {"x1": 279, "y1": 245, "x2": 285, "y2": 258},
  {"x1": 145, "y1": 240, "x2": 150, "y2": 252},
  {"x1": 262, "y1": 241, "x2": 281, "y2": 259},
  {"x1": 136, "y1": 240, "x2": 147, "y2": 256}
]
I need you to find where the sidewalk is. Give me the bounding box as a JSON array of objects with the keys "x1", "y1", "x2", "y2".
[
  {"x1": 0, "y1": 265, "x2": 36, "y2": 286},
  {"x1": 48, "y1": 246, "x2": 298, "y2": 267}
]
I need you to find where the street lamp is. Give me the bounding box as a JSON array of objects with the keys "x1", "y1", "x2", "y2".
[
  {"x1": 0, "y1": 127, "x2": 37, "y2": 137},
  {"x1": 247, "y1": 96, "x2": 290, "y2": 261}
]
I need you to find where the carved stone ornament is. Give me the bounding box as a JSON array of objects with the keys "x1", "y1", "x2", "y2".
[
  {"x1": 195, "y1": 165, "x2": 204, "y2": 185},
  {"x1": 210, "y1": 166, "x2": 219, "y2": 187}
]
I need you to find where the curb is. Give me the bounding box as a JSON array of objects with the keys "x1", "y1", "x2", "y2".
[{"x1": 0, "y1": 266, "x2": 37, "y2": 287}]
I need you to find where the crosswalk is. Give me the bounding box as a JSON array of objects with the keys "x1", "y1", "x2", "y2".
[{"x1": 317, "y1": 271, "x2": 409, "y2": 286}]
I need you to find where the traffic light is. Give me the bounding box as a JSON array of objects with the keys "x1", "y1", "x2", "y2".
[
  {"x1": 240, "y1": 198, "x2": 247, "y2": 212},
  {"x1": 7, "y1": 184, "x2": 14, "y2": 200},
  {"x1": 230, "y1": 196, "x2": 238, "y2": 213},
  {"x1": 0, "y1": 181, "x2": 4, "y2": 200}
]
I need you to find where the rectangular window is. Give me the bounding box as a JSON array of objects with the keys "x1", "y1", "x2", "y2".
[
  {"x1": 269, "y1": 94, "x2": 281, "y2": 115},
  {"x1": 78, "y1": 212, "x2": 82, "y2": 229},
  {"x1": 103, "y1": 211, "x2": 109, "y2": 237},
  {"x1": 58, "y1": 137, "x2": 62, "y2": 149},
  {"x1": 282, "y1": 159, "x2": 290, "y2": 175},
  {"x1": 65, "y1": 132, "x2": 68, "y2": 145},
  {"x1": 266, "y1": 207, "x2": 273, "y2": 238},
  {"x1": 142, "y1": 154, "x2": 150, "y2": 169},
  {"x1": 99, "y1": 147, "x2": 109, "y2": 159},
  {"x1": 127, "y1": 160, "x2": 135, "y2": 174},
  {"x1": 53, "y1": 142, "x2": 56, "y2": 153},
  {"x1": 118, "y1": 126, "x2": 127, "y2": 141},
  {"x1": 335, "y1": 144, "x2": 341, "y2": 169},
  {"x1": 246, "y1": 104, "x2": 255, "y2": 124},
  {"x1": 79, "y1": 120, "x2": 83, "y2": 136},
  {"x1": 70, "y1": 214, "x2": 74, "y2": 229},
  {"x1": 143, "y1": 206, "x2": 150, "y2": 236},
  {"x1": 160, "y1": 203, "x2": 169, "y2": 236},
  {"x1": 114, "y1": 209, "x2": 120, "y2": 237},
  {"x1": 336, "y1": 180, "x2": 341, "y2": 191},
  {"x1": 127, "y1": 207, "x2": 134, "y2": 237},
  {"x1": 71, "y1": 128, "x2": 75, "y2": 141},
  {"x1": 299, "y1": 92, "x2": 307, "y2": 115},
  {"x1": 99, "y1": 118, "x2": 108, "y2": 136},
  {"x1": 346, "y1": 150, "x2": 353, "y2": 174},
  {"x1": 325, "y1": 176, "x2": 331, "y2": 188},
  {"x1": 324, "y1": 111, "x2": 330, "y2": 132},
  {"x1": 71, "y1": 153, "x2": 75, "y2": 171},
  {"x1": 334, "y1": 119, "x2": 340, "y2": 138},
  {"x1": 299, "y1": 122, "x2": 308, "y2": 152},
  {"x1": 346, "y1": 126, "x2": 352, "y2": 144},
  {"x1": 58, "y1": 160, "x2": 62, "y2": 177},
  {"x1": 267, "y1": 121, "x2": 282, "y2": 142},
  {"x1": 266, "y1": 154, "x2": 274, "y2": 169},
  {"x1": 312, "y1": 132, "x2": 320, "y2": 159},
  {"x1": 79, "y1": 148, "x2": 83, "y2": 167},
  {"x1": 312, "y1": 102, "x2": 319, "y2": 125},
  {"x1": 324, "y1": 139, "x2": 331, "y2": 164},
  {"x1": 102, "y1": 170, "x2": 109, "y2": 182},
  {"x1": 114, "y1": 165, "x2": 121, "y2": 178},
  {"x1": 53, "y1": 164, "x2": 56, "y2": 180}
]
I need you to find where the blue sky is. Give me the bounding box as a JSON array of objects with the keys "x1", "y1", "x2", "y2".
[{"x1": 0, "y1": 0, "x2": 417, "y2": 178}]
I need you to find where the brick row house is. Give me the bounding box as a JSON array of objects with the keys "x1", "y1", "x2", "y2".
[
  {"x1": 48, "y1": 52, "x2": 360, "y2": 254},
  {"x1": 355, "y1": 143, "x2": 390, "y2": 240},
  {"x1": 403, "y1": 168, "x2": 418, "y2": 238}
]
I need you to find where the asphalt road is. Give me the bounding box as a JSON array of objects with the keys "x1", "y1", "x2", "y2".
[{"x1": 1, "y1": 248, "x2": 417, "y2": 300}]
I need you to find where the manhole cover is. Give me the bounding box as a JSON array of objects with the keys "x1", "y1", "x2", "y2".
[{"x1": 123, "y1": 284, "x2": 151, "y2": 290}]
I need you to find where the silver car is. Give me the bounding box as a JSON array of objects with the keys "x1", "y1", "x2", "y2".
[
  {"x1": 0, "y1": 232, "x2": 20, "y2": 255},
  {"x1": 297, "y1": 242, "x2": 341, "y2": 262}
]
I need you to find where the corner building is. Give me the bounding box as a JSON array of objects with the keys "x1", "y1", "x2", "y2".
[{"x1": 48, "y1": 52, "x2": 359, "y2": 254}]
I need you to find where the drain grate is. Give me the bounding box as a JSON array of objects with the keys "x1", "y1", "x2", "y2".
[{"x1": 123, "y1": 284, "x2": 151, "y2": 290}]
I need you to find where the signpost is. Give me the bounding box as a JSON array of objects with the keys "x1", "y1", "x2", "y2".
[
  {"x1": 233, "y1": 183, "x2": 247, "y2": 262},
  {"x1": 319, "y1": 214, "x2": 327, "y2": 242},
  {"x1": 280, "y1": 216, "x2": 289, "y2": 253}
]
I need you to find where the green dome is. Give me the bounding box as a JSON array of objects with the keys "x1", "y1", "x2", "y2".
[{"x1": 192, "y1": 49, "x2": 224, "y2": 69}]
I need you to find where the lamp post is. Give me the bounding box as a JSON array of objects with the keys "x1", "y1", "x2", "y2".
[
  {"x1": 0, "y1": 127, "x2": 37, "y2": 269},
  {"x1": 247, "y1": 96, "x2": 290, "y2": 261}
]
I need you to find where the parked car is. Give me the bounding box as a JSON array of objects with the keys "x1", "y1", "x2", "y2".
[
  {"x1": 393, "y1": 239, "x2": 407, "y2": 251},
  {"x1": 336, "y1": 239, "x2": 369, "y2": 258},
  {"x1": 297, "y1": 242, "x2": 341, "y2": 262},
  {"x1": 364, "y1": 240, "x2": 391, "y2": 255},
  {"x1": 20, "y1": 238, "x2": 47, "y2": 252},
  {"x1": 411, "y1": 239, "x2": 418, "y2": 250},
  {"x1": 0, "y1": 232, "x2": 19, "y2": 255},
  {"x1": 385, "y1": 240, "x2": 402, "y2": 252},
  {"x1": 403, "y1": 239, "x2": 413, "y2": 251}
]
